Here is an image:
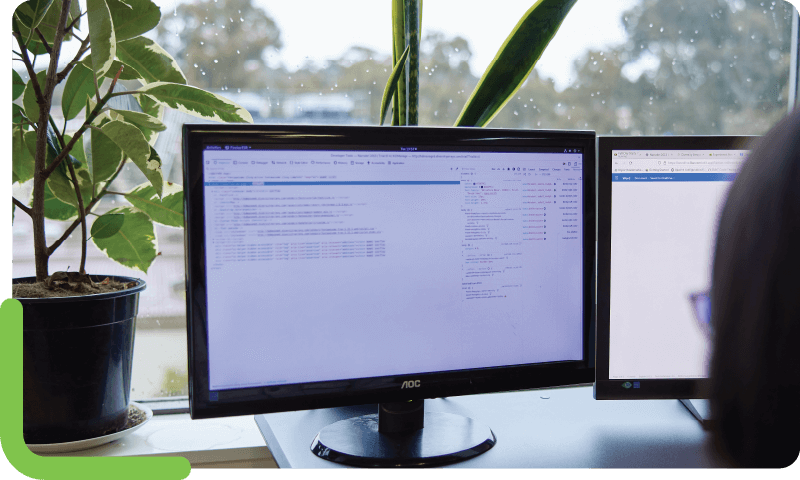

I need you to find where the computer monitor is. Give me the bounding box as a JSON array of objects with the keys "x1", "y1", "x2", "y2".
[
  {"x1": 595, "y1": 136, "x2": 757, "y2": 412},
  {"x1": 183, "y1": 125, "x2": 596, "y2": 467}
]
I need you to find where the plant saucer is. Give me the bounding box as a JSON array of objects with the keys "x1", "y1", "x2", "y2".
[{"x1": 26, "y1": 402, "x2": 153, "y2": 454}]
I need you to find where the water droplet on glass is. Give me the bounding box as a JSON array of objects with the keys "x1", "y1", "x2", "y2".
[
  {"x1": 449, "y1": 99, "x2": 452, "y2": 103},
  {"x1": 660, "y1": 27, "x2": 664, "y2": 32},
  {"x1": 214, "y1": 59, "x2": 218, "y2": 63},
  {"x1": 193, "y1": 63, "x2": 198, "y2": 68},
  {"x1": 514, "y1": 111, "x2": 519, "y2": 115},
  {"x1": 200, "y1": 41, "x2": 204, "y2": 45},
  {"x1": 455, "y1": 48, "x2": 459, "y2": 52},
  {"x1": 434, "y1": 111, "x2": 438, "y2": 116},
  {"x1": 237, "y1": 50, "x2": 240, "y2": 54},
  {"x1": 537, "y1": 121, "x2": 541, "y2": 126}
]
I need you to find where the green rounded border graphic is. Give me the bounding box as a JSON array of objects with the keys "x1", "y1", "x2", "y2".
[{"x1": 0, "y1": 299, "x2": 191, "y2": 480}]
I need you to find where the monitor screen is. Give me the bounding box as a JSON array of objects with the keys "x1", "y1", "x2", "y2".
[
  {"x1": 595, "y1": 136, "x2": 757, "y2": 400},
  {"x1": 183, "y1": 125, "x2": 595, "y2": 465}
]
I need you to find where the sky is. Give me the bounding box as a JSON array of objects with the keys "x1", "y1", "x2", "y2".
[{"x1": 155, "y1": 0, "x2": 641, "y2": 91}]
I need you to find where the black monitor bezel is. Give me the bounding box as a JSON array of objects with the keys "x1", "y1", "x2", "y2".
[
  {"x1": 594, "y1": 135, "x2": 758, "y2": 400},
  {"x1": 184, "y1": 124, "x2": 596, "y2": 419}
]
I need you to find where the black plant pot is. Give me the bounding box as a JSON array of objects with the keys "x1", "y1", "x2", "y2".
[{"x1": 15, "y1": 275, "x2": 146, "y2": 444}]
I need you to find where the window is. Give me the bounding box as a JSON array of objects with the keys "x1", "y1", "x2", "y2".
[{"x1": 10, "y1": 0, "x2": 799, "y2": 401}]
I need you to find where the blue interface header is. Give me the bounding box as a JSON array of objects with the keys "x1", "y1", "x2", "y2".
[{"x1": 613, "y1": 173, "x2": 737, "y2": 182}]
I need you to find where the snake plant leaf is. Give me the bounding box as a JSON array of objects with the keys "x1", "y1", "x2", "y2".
[
  {"x1": 87, "y1": 0, "x2": 116, "y2": 79},
  {"x1": 22, "y1": 70, "x2": 47, "y2": 124},
  {"x1": 91, "y1": 212, "x2": 125, "y2": 239},
  {"x1": 92, "y1": 206, "x2": 157, "y2": 272},
  {"x1": 380, "y1": 44, "x2": 411, "y2": 126},
  {"x1": 107, "y1": 0, "x2": 161, "y2": 41},
  {"x1": 455, "y1": 0, "x2": 578, "y2": 127},
  {"x1": 138, "y1": 82, "x2": 254, "y2": 123},
  {"x1": 125, "y1": 182, "x2": 183, "y2": 228},
  {"x1": 62, "y1": 62, "x2": 96, "y2": 120},
  {"x1": 12, "y1": 70, "x2": 25, "y2": 100},
  {"x1": 116, "y1": 36, "x2": 187, "y2": 85},
  {"x1": 392, "y1": 0, "x2": 406, "y2": 126}
]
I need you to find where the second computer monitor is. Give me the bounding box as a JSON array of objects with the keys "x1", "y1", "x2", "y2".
[{"x1": 595, "y1": 135, "x2": 758, "y2": 399}]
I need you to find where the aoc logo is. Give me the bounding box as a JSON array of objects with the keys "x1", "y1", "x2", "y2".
[{"x1": 401, "y1": 380, "x2": 421, "y2": 389}]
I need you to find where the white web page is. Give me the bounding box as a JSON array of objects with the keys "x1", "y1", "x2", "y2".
[
  {"x1": 203, "y1": 149, "x2": 584, "y2": 390},
  {"x1": 609, "y1": 150, "x2": 746, "y2": 380}
]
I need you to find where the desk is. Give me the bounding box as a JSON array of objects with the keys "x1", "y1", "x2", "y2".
[{"x1": 255, "y1": 385, "x2": 718, "y2": 468}]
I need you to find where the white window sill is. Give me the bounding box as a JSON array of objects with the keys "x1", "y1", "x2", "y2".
[{"x1": 36, "y1": 413, "x2": 277, "y2": 468}]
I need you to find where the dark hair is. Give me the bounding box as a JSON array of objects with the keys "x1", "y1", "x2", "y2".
[{"x1": 710, "y1": 109, "x2": 800, "y2": 468}]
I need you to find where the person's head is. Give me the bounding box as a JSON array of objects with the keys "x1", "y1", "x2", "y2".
[{"x1": 710, "y1": 109, "x2": 800, "y2": 468}]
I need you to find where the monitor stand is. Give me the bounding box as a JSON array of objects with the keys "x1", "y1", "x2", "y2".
[
  {"x1": 310, "y1": 399, "x2": 496, "y2": 467},
  {"x1": 678, "y1": 399, "x2": 715, "y2": 430}
]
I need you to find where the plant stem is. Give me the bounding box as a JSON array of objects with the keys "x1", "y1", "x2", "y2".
[
  {"x1": 64, "y1": 153, "x2": 88, "y2": 274},
  {"x1": 12, "y1": 198, "x2": 33, "y2": 217},
  {"x1": 47, "y1": 159, "x2": 127, "y2": 257}
]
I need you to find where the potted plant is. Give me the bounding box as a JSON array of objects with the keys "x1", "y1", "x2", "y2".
[
  {"x1": 379, "y1": 0, "x2": 578, "y2": 127},
  {"x1": 11, "y1": 0, "x2": 252, "y2": 444}
]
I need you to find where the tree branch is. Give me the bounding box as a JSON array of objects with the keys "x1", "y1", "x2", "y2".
[
  {"x1": 12, "y1": 19, "x2": 44, "y2": 106},
  {"x1": 13, "y1": 198, "x2": 33, "y2": 217},
  {"x1": 64, "y1": 150, "x2": 88, "y2": 274},
  {"x1": 47, "y1": 159, "x2": 128, "y2": 256},
  {"x1": 56, "y1": 35, "x2": 90, "y2": 84},
  {"x1": 34, "y1": 28, "x2": 53, "y2": 55}
]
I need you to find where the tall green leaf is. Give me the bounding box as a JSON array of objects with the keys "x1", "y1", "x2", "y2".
[
  {"x1": 125, "y1": 182, "x2": 183, "y2": 227},
  {"x1": 86, "y1": 0, "x2": 116, "y2": 78},
  {"x1": 62, "y1": 62, "x2": 96, "y2": 120},
  {"x1": 116, "y1": 37, "x2": 187, "y2": 85},
  {"x1": 22, "y1": 70, "x2": 47, "y2": 124},
  {"x1": 392, "y1": 0, "x2": 406, "y2": 126},
  {"x1": 12, "y1": 70, "x2": 25, "y2": 100},
  {"x1": 107, "y1": 0, "x2": 161, "y2": 41},
  {"x1": 380, "y1": 45, "x2": 410, "y2": 126},
  {"x1": 138, "y1": 82, "x2": 254, "y2": 123},
  {"x1": 455, "y1": 0, "x2": 578, "y2": 127},
  {"x1": 92, "y1": 206, "x2": 157, "y2": 272},
  {"x1": 99, "y1": 120, "x2": 163, "y2": 197}
]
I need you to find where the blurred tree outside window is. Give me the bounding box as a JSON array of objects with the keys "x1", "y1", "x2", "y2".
[{"x1": 12, "y1": 0, "x2": 797, "y2": 399}]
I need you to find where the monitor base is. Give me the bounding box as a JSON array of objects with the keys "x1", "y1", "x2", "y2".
[
  {"x1": 679, "y1": 399, "x2": 715, "y2": 430},
  {"x1": 310, "y1": 410, "x2": 496, "y2": 467}
]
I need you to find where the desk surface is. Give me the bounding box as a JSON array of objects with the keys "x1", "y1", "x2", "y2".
[{"x1": 255, "y1": 385, "x2": 718, "y2": 468}]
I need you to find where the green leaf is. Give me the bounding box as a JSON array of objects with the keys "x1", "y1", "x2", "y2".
[
  {"x1": 455, "y1": 0, "x2": 578, "y2": 127},
  {"x1": 116, "y1": 37, "x2": 187, "y2": 85},
  {"x1": 69, "y1": 0, "x2": 81, "y2": 31},
  {"x1": 14, "y1": 0, "x2": 54, "y2": 44},
  {"x1": 380, "y1": 44, "x2": 410, "y2": 126},
  {"x1": 91, "y1": 213, "x2": 125, "y2": 239},
  {"x1": 62, "y1": 62, "x2": 96, "y2": 120},
  {"x1": 22, "y1": 70, "x2": 47, "y2": 124},
  {"x1": 392, "y1": 0, "x2": 406, "y2": 126},
  {"x1": 12, "y1": 126, "x2": 35, "y2": 184},
  {"x1": 100, "y1": 120, "x2": 163, "y2": 197},
  {"x1": 13, "y1": 104, "x2": 28, "y2": 125},
  {"x1": 107, "y1": 0, "x2": 161, "y2": 41},
  {"x1": 125, "y1": 182, "x2": 183, "y2": 227},
  {"x1": 44, "y1": 181, "x2": 78, "y2": 221},
  {"x1": 26, "y1": 0, "x2": 78, "y2": 49},
  {"x1": 139, "y1": 82, "x2": 254, "y2": 123},
  {"x1": 12, "y1": 70, "x2": 25, "y2": 100},
  {"x1": 41, "y1": 133, "x2": 92, "y2": 209},
  {"x1": 87, "y1": 0, "x2": 116, "y2": 78},
  {"x1": 109, "y1": 109, "x2": 167, "y2": 132},
  {"x1": 92, "y1": 206, "x2": 157, "y2": 272},
  {"x1": 89, "y1": 126, "x2": 124, "y2": 184},
  {"x1": 83, "y1": 58, "x2": 144, "y2": 81},
  {"x1": 135, "y1": 93, "x2": 166, "y2": 145}
]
